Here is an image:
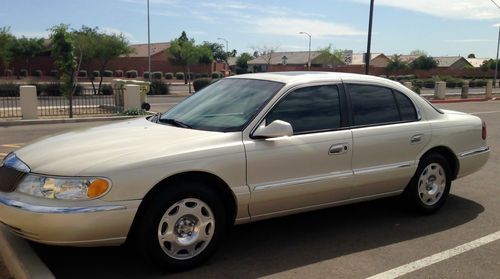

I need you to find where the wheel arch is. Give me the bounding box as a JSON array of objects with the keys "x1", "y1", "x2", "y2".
[
  {"x1": 127, "y1": 171, "x2": 238, "y2": 241},
  {"x1": 420, "y1": 146, "x2": 459, "y2": 180}
]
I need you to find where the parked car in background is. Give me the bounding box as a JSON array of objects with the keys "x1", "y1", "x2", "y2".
[{"x1": 0, "y1": 72, "x2": 490, "y2": 270}]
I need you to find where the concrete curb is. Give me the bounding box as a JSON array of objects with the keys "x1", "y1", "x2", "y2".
[
  {"x1": 0, "y1": 225, "x2": 55, "y2": 279},
  {"x1": 0, "y1": 115, "x2": 140, "y2": 127},
  {"x1": 429, "y1": 98, "x2": 490, "y2": 104}
]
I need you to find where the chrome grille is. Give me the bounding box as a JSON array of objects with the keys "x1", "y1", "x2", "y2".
[{"x1": 0, "y1": 166, "x2": 26, "y2": 192}]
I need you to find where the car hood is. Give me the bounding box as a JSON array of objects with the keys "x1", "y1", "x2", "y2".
[{"x1": 15, "y1": 118, "x2": 242, "y2": 176}]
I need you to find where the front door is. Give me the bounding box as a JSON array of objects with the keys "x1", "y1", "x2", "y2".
[{"x1": 244, "y1": 84, "x2": 354, "y2": 218}]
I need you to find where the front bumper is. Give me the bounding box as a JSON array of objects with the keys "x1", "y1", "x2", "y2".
[{"x1": 0, "y1": 191, "x2": 140, "y2": 246}]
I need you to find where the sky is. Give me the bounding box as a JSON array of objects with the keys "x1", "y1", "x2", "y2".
[{"x1": 2, "y1": 0, "x2": 500, "y2": 58}]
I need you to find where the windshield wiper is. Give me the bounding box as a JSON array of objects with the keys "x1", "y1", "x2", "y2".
[{"x1": 158, "y1": 118, "x2": 193, "y2": 129}]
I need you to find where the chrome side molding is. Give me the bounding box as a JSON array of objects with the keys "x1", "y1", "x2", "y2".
[
  {"x1": 0, "y1": 196, "x2": 126, "y2": 214},
  {"x1": 459, "y1": 146, "x2": 490, "y2": 158}
]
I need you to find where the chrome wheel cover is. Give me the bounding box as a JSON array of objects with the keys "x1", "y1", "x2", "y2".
[
  {"x1": 418, "y1": 163, "x2": 447, "y2": 206},
  {"x1": 157, "y1": 198, "x2": 215, "y2": 260}
]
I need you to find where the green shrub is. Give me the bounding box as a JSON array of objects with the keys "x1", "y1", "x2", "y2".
[
  {"x1": 143, "y1": 71, "x2": 150, "y2": 79},
  {"x1": 20, "y1": 69, "x2": 28, "y2": 77},
  {"x1": 38, "y1": 83, "x2": 63, "y2": 96},
  {"x1": 476, "y1": 79, "x2": 486, "y2": 87},
  {"x1": 423, "y1": 79, "x2": 435, "y2": 89},
  {"x1": 103, "y1": 70, "x2": 113, "y2": 77},
  {"x1": 152, "y1": 71, "x2": 162, "y2": 79},
  {"x1": 100, "y1": 84, "x2": 114, "y2": 95},
  {"x1": 395, "y1": 75, "x2": 405, "y2": 81},
  {"x1": 149, "y1": 80, "x2": 169, "y2": 95},
  {"x1": 33, "y1": 69, "x2": 43, "y2": 77},
  {"x1": 164, "y1": 72, "x2": 174, "y2": 79},
  {"x1": 187, "y1": 73, "x2": 195, "y2": 80},
  {"x1": 92, "y1": 70, "x2": 100, "y2": 77},
  {"x1": 0, "y1": 83, "x2": 19, "y2": 97},
  {"x1": 78, "y1": 70, "x2": 87, "y2": 77},
  {"x1": 49, "y1": 69, "x2": 58, "y2": 77},
  {"x1": 119, "y1": 108, "x2": 148, "y2": 116},
  {"x1": 126, "y1": 70, "x2": 138, "y2": 78},
  {"x1": 200, "y1": 73, "x2": 209, "y2": 78},
  {"x1": 176, "y1": 72, "x2": 184, "y2": 80},
  {"x1": 456, "y1": 79, "x2": 464, "y2": 87},
  {"x1": 211, "y1": 72, "x2": 222, "y2": 79},
  {"x1": 115, "y1": 70, "x2": 124, "y2": 77},
  {"x1": 388, "y1": 75, "x2": 395, "y2": 80},
  {"x1": 406, "y1": 74, "x2": 417, "y2": 80},
  {"x1": 193, "y1": 78, "x2": 211, "y2": 91},
  {"x1": 446, "y1": 80, "x2": 456, "y2": 88},
  {"x1": 412, "y1": 79, "x2": 424, "y2": 88}
]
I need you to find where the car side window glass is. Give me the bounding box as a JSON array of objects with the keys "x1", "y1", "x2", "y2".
[
  {"x1": 394, "y1": 91, "x2": 418, "y2": 121},
  {"x1": 266, "y1": 85, "x2": 341, "y2": 134},
  {"x1": 349, "y1": 84, "x2": 400, "y2": 126}
]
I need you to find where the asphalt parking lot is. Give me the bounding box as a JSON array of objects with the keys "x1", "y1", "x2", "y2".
[{"x1": 0, "y1": 101, "x2": 499, "y2": 278}]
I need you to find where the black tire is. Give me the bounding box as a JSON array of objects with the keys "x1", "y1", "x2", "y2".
[
  {"x1": 404, "y1": 153, "x2": 452, "y2": 214},
  {"x1": 135, "y1": 181, "x2": 228, "y2": 270}
]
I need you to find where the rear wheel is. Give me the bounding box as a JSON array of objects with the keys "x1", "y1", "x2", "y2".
[
  {"x1": 136, "y1": 181, "x2": 228, "y2": 270},
  {"x1": 404, "y1": 153, "x2": 451, "y2": 214}
]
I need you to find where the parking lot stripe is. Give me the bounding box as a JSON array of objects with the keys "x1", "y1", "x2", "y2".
[
  {"x1": 0, "y1": 153, "x2": 6, "y2": 157},
  {"x1": 366, "y1": 230, "x2": 500, "y2": 279},
  {"x1": 0, "y1": 143, "x2": 23, "y2": 148}
]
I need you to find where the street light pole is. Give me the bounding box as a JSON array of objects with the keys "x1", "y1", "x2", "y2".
[
  {"x1": 365, "y1": 0, "x2": 375, "y2": 75},
  {"x1": 217, "y1": 37, "x2": 229, "y2": 72},
  {"x1": 495, "y1": 25, "x2": 500, "y2": 87},
  {"x1": 299, "y1": 32, "x2": 311, "y2": 71},
  {"x1": 147, "y1": 0, "x2": 151, "y2": 82}
]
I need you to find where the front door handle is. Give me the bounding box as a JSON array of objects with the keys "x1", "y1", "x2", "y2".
[{"x1": 329, "y1": 143, "x2": 349, "y2": 155}]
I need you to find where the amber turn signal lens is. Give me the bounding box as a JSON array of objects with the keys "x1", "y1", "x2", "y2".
[{"x1": 87, "y1": 179, "x2": 109, "y2": 198}]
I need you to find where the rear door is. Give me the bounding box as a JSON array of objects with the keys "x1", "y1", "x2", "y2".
[{"x1": 345, "y1": 83, "x2": 431, "y2": 197}]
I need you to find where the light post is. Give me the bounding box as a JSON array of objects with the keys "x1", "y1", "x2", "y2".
[
  {"x1": 299, "y1": 32, "x2": 311, "y2": 71},
  {"x1": 365, "y1": 0, "x2": 375, "y2": 75},
  {"x1": 217, "y1": 37, "x2": 229, "y2": 72},
  {"x1": 495, "y1": 25, "x2": 499, "y2": 87},
  {"x1": 147, "y1": 0, "x2": 151, "y2": 82}
]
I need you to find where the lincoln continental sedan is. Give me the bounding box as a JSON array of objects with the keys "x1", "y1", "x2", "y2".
[{"x1": 0, "y1": 72, "x2": 490, "y2": 269}]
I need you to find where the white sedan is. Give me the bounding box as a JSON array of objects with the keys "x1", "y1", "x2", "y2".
[{"x1": 0, "y1": 72, "x2": 490, "y2": 270}]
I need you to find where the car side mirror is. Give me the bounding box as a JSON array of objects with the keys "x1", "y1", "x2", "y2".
[{"x1": 253, "y1": 120, "x2": 293, "y2": 138}]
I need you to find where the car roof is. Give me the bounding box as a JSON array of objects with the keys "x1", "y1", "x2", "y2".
[{"x1": 227, "y1": 71, "x2": 387, "y2": 84}]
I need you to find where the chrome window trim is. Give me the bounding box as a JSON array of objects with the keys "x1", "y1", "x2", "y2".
[
  {"x1": 459, "y1": 146, "x2": 490, "y2": 158},
  {"x1": 0, "y1": 196, "x2": 126, "y2": 214}
]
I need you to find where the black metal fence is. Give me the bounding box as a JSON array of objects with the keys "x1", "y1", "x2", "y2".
[
  {"x1": 0, "y1": 89, "x2": 21, "y2": 119},
  {"x1": 38, "y1": 88, "x2": 123, "y2": 117}
]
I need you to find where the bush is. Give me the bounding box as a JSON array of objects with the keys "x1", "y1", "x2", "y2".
[
  {"x1": 164, "y1": 72, "x2": 174, "y2": 79},
  {"x1": 149, "y1": 80, "x2": 169, "y2": 95},
  {"x1": 38, "y1": 83, "x2": 63, "y2": 96},
  {"x1": 143, "y1": 72, "x2": 150, "y2": 79},
  {"x1": 469, "y1": 80, "x2": 477, "y2": 88},
  {"x1": 119, "y1": 108, "x2": 148, "y2": 116},
  {"x1": 20, "y1": 69, "x2": 28, "y2": 77},
  {"x1": 193, "y1": 78, "x2": 211, "y2": 91},
  {"x1": 455, "y1": 79, "x2": 464, "y2": 88},
  {"x1": 388, "y1": 75, "x2": 395, "y2": 80},
  {"x1": 406, "y1": 74, "x2": 417, "y2": 80},
  {"x1": 0, "y1": 83, "x2": 19, "y2": 97},
  {"x1": 175, "y1": 72, "x2": 184, "y2": 80},
  {"x1": 103, "y1": 70, "x2": 113, "y2": 77},
  {"x1": 101, "y1": 84, "x2": 114, "y2": 95},
  {"x1": 92, "y1": 70, "x2": 100, "y2": 78},
  {"x1": 49, "y1": 69, "x2": 58, "y2": 77},
  {"x1": 412, "y1": 79, "x2": 424, "y2": 88},
  {"x1": 126, "y1": 70, "x2": 138, "y2": 78},
  {"x1": 395, "y1": 75, "x2": 405, "y2": 81},
  {"x1": 152, "y1": 71, "x2": 162, "y2": 79},
  {"x1": 115, "y1": 70, "x2": 124, "y2": 77},
  {"x1": 78, "y1": 70, "x2": 87, "y2": 77},
  {"x1": 33, "y1": 69, "x2": 43, "y2": 77},
  {"x1": 200, "y1": 73, "x2": 209, "y2": 78},
  {"x1": 446, "y1": 79, "x2": 457, "y2": 88},
  {"x1": 423, "y1": 79, "x2": 435, "y2": 89},
  {"x1": 211, "y1": 72, "x2": 222, "y2": 79},
  {"x1": 476, "y1": 79, "x2": 486, "y2": 87}
]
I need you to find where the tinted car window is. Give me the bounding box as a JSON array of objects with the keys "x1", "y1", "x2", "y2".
[
  {"x1": 266, "y1": 85, "x2": 341, "y2": 134},
  {"x1": 394, "y1": 91, "x2": 418, "y2": 121},
  {"x1": 349, "y1": 85, "x2": 400, "y2": 126}
]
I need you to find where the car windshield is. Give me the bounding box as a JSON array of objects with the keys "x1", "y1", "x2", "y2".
[{"x1": 159, "y1": 78, "x2": 284, "y2": 132}]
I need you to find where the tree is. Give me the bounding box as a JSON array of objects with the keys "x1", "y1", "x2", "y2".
[
  {"x1": 252, "y1": 44, "x2": 279, "y2": 70},
  {"x1": 386, "y1": 54, "x2": 409, "y2": 72},
  {"x1": 410, "y1": 49, "x2": 428, "y2": 56},
  {"x1": 467, "y1": 53, "x2": 476, "y2": 58},
  {"x1": 92, "y1": 31, "x2": 132, "y2": 94},
  {"x1": 315, "y1": 44, "x2": 344, "y2": 68},
  {"x1": 235, "y1": 52, "x2": 253, "y2": 74},
  {"x1": 202, "y1": 42, "x2": 227, "y2": 63},
  {"x1": 49, "y1": 24, "x2": 77, "y2": 118},
  {"x1": 10, "y1": 36, "x2": 45, "y2": 75},
  {"x1": 169, "y1": 32, "x2": 212, "y2": 93},
  {"x1": 72, "y1": 26, "x2": 99, "y2": 93},
  {"x1": 0, "y1": 27, "x2": 15, "y2": 72},
  {"x1": 480, "y1": 59, "x2": 498, "y2": 71},
  {"x1": 410, "y1": 55, "x2": 438, "y2": 70}
]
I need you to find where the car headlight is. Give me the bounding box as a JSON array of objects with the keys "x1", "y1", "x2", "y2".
[{"x1": 17, "y1": 173, "x2": 111, "y2": 200}]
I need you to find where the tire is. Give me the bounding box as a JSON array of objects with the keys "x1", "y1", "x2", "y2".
[
  {"x1": 404, "y1": 153, "x2": 452, "y2": 214},
  {"x1": 136, "y1": 181, "x2": 228, "y2": 270}
]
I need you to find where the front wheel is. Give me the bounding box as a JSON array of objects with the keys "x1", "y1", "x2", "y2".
[
  {"x1": 136, "y1": 182, "x2": 228, "y2": 270},
  {"x1": 404, "y1": 153, "x2": 452, "y2": 214}
]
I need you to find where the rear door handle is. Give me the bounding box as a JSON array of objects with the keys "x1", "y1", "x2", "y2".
[
  {"x1": 410, "y1": 134, "x2": 424, "y2": 144},
  {"x1": 329, "y1": 143, "x2": 349, "y2": 155}
]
